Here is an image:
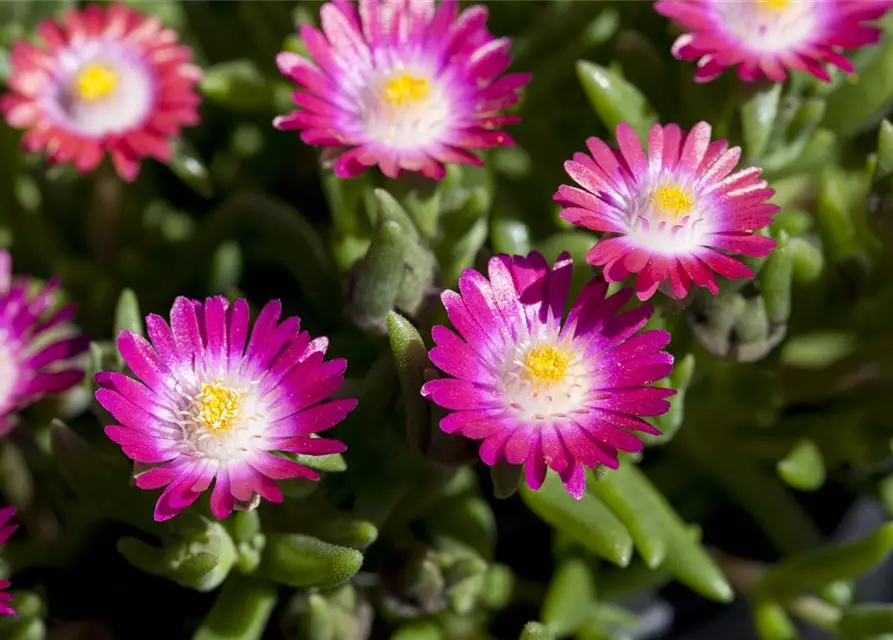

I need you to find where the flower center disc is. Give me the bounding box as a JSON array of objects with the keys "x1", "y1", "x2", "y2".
[
  {"x1": 195, "y1": 383, "x2": 243, "y2": 433},
  {"x1": 653, "y1": 185, "x2": 695, "y2": 219},
  {"x1": 383, "y1": 73, "x2": 430, "y2": 106},
  {"x1": 0, "y1": 338, "x2": 16, "y2": 406},
  {"x1": 74, "y1": 63, "x2": 119, "y2": 101},
  {"x1": 524, "y1": 346, "x2": 570, "y2": 383},
  {"x1": 756, "y1": 0, "x2": 790, "y2": 13}
]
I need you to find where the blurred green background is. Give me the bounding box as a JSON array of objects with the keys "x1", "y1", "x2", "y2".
[{"x1": 2, "y1": 1, "x2": 893, "y2": 639}]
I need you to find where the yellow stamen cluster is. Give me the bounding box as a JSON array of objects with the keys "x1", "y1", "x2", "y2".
[
  {"x1": 654, "y1": 185, "x2": 695, "y2": 219},
  {"x1": 383, "y1": 74, "x2": 430, "y2": 106},
  {"x1": 757, "y1": 0, "x2": 790, "y2": 12},
  {"x1": 194, "y1": 383, "x2": 243, "y2": 433},
  {"x1": 74, "y1": 63, "x2": 119, "y2": 101},
  {"x1": 525, "y1": 346, "x2": 571, "y2": 383}
]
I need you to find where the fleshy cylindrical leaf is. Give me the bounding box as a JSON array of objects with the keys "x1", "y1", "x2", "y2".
[
  {"x1": 256, "y1": 534, "x2": 364, "y2": 588},
  {"x1": 762, "y1": 523, "x2": 893, "y2": 593},
  {"x1": 520, "y1": 622, "x2": 555, "y2": 640},
  {"x1": 741, "y1": 84, "x2": 782, "y2": 162},
  {"x1": 541, "y1": 558, "x2": 595, "y2": 637},
  {"x1": 521, "y1": 472, "x2": 633, "y2": 568},
  {"x1": 191, "y1": 575, "x2": 278, "y2": 640},
  {"x1": 753, "y1": 600, "x2": 798, "y2": 640},
  {"x1": 777, "y1": 439, "x2": 826, "y2": 492},
  {"x1": 576, "y1": 60, "x2": 656, "y2": 144},
  {"x1": 760, "y1": 230, "x2": 793, "y2": 324},
  {"x1": 387, "y1": 311, "x2": 430, "y2": 453},
  {"x1": 348, "y1": 221, "x2": 406, "y2": 335}
]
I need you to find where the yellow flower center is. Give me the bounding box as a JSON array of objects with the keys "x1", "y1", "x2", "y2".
[
  {"x1": 194, "y1": 383, "x2": 243, "y2": 433},
  {"x1": 74, "y1": 63, "x2": 119, "y2": 101},
  {"x1": 383, "y1": 73, "x2": 430, "y2": 106},
  {"x1": 757, "y1": 0, "x2": 790, "y2": 12},
  {"x1": 653, "y1": 185, "x2": 695, "y2": 219},
  {"x1": 525, "y1": 346, "x2": 571, "y2": 383}
]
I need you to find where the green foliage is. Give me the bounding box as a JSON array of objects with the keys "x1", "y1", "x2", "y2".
[{"x1": 2, "y1": 1, "x2": 893, "y2": 639}]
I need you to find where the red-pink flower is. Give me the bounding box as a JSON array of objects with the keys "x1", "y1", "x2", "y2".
[
  {"x1": 421, "y1": 252, "x2": 674, "y2": 499},
  {"x1": 554, "y1": 122, "x2": 779, "y2": 301},
  {"x1": 1, "y1": 3, "x2": 202, "y2": 181},
  {"x1": 655, "y1": 0, "x2": 893, "y2": 83},
  {"x1": 274, "y1": 0, "x2": 530, "y2": 180},
  {"x1": 0, "y1": 506, "x2": 17, "y2": 616},
  {"x1": 96, "y1": 297, "x2": 356, "y2": 521},
  {"x1": 1, "y1": 251, "x2": 88, "y2": 437}
]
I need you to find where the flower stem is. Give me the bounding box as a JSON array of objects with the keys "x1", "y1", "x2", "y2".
[{"x1": 88, "y1": 162, "x2": 122, "y2": 268}]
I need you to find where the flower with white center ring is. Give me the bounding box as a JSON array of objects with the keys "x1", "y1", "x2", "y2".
[
  {"x1": 554, "y1": 121, "x2": 780, "y2": 301},
  {"x1": 0, "y1": 3, "x2": 202, "y2": 181},
  {"x1": 655, "y1": 0, "x2": 893, "y2": 83},
  {"x1": 95, "y1": 296, "x2": 357, "y2": 521},
  {"x1": 421, "y1": 252, "x2": 675, "y2": 499},
  {"x1": 0, "y1": 250, "x2": 88, "y2": 438},
  {"x1": 274, "y1": 0, "x2": 531, "y2": 180}
]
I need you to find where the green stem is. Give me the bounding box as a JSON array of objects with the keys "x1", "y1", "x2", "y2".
[{"x1": 88, "y1": 162, "x2": 122, "y2": 268}]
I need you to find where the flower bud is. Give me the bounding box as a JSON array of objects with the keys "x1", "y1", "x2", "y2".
[{"x1": 380, "y1": 549, "x2": 446, "y2": 618}]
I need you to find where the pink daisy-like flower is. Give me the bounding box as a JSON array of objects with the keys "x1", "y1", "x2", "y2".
[
  {"x1": 420, "y1": 252, "x2": 675, "y2": 499},
  {"x1": 655, "y1": 0, "x2": 893, "y2": 83},
  {"x1": 0, "y1": 251, "x2": 88, "y2": 437},
  {"x1": 554, "y1": 122, "x2": 779, "y2": 301},
  {"x1": 95, "y1": 296, "x2": 357, "y2": 521},
  {"x1": 0, "y1": 3, "x2": 202, "y2": 181},
  {"x1": 274, "y1": 0, "x2": 531, "y2": 180},
  {"x1": 0, "y1": 506, "x2": 17, "y2": 616}
]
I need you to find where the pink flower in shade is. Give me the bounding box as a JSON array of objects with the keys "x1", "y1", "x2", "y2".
[
  {"x1": 554, "y1": 122, "x2": 780, "y2": 301},
  {"x1": 95, "y1": 297, "x2": 357, "y2": 522},
  {"x1": 420, "y1": 252, "x2": 675, "y2": 499},
  {"x1": 274, "y1": 0, "x2": 531, "y2": 180},
  {"x1": 0, "y1": 3, "x2": 202, "y2": 181},
  {"x1": 655, "y1": 0, "x2": 893, "y2": 83},
  {"x1": 0, "y1": 251, "x2": 88, "y2": 437},
  {"x1": 0, "y1": 506, "x2": 18, "y2": 616}
]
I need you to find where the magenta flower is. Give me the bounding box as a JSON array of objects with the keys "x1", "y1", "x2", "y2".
[
  {"x1": 95, "y1": 297, "x2": 356, "y2": 521},
  {"x1": 274, "y1": 0, "x2": 530, "y2": 180},
  {"x1": 554, "y1": 122, "x2": 779, "y2": 301},
  {"x1": 0, "y1": 251, "x2": 88, "y2": 437},
  {"x1": 655, "y1": 0, "x2": 893, "y2": 83},
  {"x1": 0, "y1": 3, "x2": 202, "y2": 181},
  {"x1": 0, "y1": 506, "x2": 17, "y2": 616},
  {"x1": 420, "y1": 252, "x2": 675, "y2": 499}
]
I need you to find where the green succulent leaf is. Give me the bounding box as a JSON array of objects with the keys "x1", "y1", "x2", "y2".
[
  {"x1": 387, "y1": 311, "x2": 430, "y2": 453},
  {"x1": 753, "y1": 599, "x2": 799, "y2": 640},
  {"x1": 761, "y1": 524, "x2": 893, "y2": 594},
  {"x1": 520, "y1": 622, "x2": 556, "y2": 640},
  {"x1": 256, "y1": 534, "x2": 364, "y2": 588},
  {"x1": 541, "y1": 557, "x2": 596, "y2": 637},
  {"x1": 169, "y1": 138, "x2": 213, "y2": 198},
  {"x1": 200, "y1": 60, "x2": 280, "y2": 111},
  {"x1": 113, "y1": 288, "x2": 144, "y2": 339},
  {"x1": 838, "y1": 604, "x2": 893, "y2": 639},
  {"x1": 191, "y1": 575, "x2": 278, "y2": 640},
  {"x1": 824, "y1": 31, "x2": 893, "y2": 139},
  {"x1": 777, "y1": 439, "x2": 826, "y2": 492},
  {"x1": 741, "y1": 84, "x2": 783, "y2": 162},
  {"x1": 576, "y1": 60, "x2": 657, "y2": 143},
  {"x1": 521, "y1": 472, "x2": 633, "y2": 568}
]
